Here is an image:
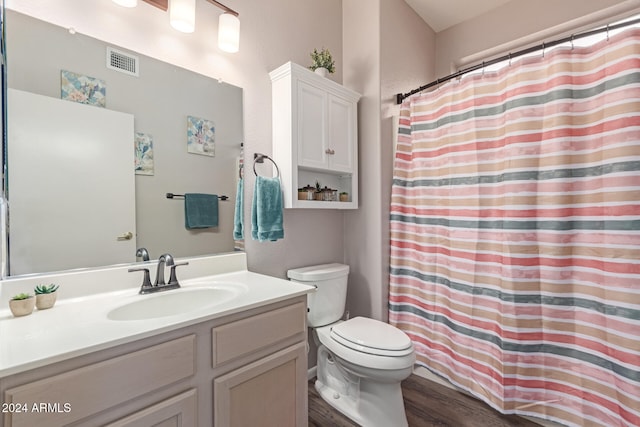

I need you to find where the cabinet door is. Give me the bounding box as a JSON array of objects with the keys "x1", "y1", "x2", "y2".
[
  {"x1": 327, "y1": 94, "x2": 356, "y2": 173},
  {"x1": 214, "y1": 343, "x2": 307, "y2": 427},
  {"x1": 297, "y1": 81, "x2": 328, "y2": 170},
  {"x1": 105, "y1": 389, "x2": 197, "y2": 427}
]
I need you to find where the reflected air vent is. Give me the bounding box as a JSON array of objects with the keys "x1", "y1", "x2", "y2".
[{"x1": 106, "y1": 47, "x2": 139, "y2": 77}]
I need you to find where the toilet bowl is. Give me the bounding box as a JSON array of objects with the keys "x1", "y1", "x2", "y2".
[
  {"x1": 314, "y1": 318, "x2": 415, "y2": 426},
  {"x1": 287, "y1": 263, "x2": 415, "y2": 427}
]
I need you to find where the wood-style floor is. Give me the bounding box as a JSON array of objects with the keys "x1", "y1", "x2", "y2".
[{"x1": 308, "y1": 374, "x2": 541, "y2": 427}]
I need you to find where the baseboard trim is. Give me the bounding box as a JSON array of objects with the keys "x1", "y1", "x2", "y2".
[{"x1": 307, "y1": 365, "x2": 317, "y2": 380}]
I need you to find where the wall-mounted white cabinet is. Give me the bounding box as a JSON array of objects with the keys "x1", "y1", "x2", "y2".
[{"x1": 270, "y1": 62, "x2": 361, "y2": 209}]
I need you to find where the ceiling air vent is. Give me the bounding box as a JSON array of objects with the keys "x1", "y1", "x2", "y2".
[{"x1": 106, "y1": 47, "x2": 139, "y2": 77}]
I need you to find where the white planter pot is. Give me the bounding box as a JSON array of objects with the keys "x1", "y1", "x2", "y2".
[
  {"x1": 9, "y1": 297, "x2": 35, "y2": 317},
  {"x1": 314, "y1": 67, "x2": 329, "y2": 78},
  {"x1": 36, "y1": 292, "x2": 58, "y2": 310}
]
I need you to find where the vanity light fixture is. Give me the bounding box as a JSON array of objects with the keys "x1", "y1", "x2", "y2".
[
  {"x1": 169, "y1": 0, "x2": 196, "y2": 33},
  {"x1": 139, "y1": 0, "x2": 240, "y2": 52},
  {"x1": 112, "y1": 0, "x2": 138, "y2": 7}
]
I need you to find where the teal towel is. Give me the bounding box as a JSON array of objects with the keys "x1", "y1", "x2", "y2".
[
  {"x1": 233, "y1": 178, "x2": 243, "y2": 240},
  {"x1": 251, "y1": 176, "x2": 284, "y2": 242},
  {"x1": 184, "y1": 193, "x2": 218, "y2": 229}
]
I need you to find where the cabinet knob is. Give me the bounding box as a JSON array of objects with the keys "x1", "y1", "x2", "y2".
[{"x1": 325, "y1": 149, "x2": 335, "y2": 155}]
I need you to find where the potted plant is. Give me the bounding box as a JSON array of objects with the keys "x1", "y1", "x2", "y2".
[
  {"x1": 309, "y1": 47, "x2": 335, "y2": 77},
  {"x1": 35, "y1": 283, "x2": 59, "y2": 310},
  {"x1": 9, "y1": 293, "x2": 35, "y2": 317},
  {"x1": 339, "y1": 192, "x2": 349, "y2": 202},
  {"x1": 315, "y1": 181, "x2": 324, "y2": 200}
]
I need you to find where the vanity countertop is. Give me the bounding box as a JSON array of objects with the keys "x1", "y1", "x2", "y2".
[{"x1": 0, "y1": 253, "x2": 313, "y2": 377}]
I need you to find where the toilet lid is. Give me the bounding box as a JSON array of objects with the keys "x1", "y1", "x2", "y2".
[{"x1": 330, "y1": 317, "x2": 413, "y2": 357}]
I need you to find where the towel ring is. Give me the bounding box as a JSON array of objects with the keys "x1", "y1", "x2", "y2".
[{"x1": 253, "y1": 153, "x2": 280, "y2": 178}]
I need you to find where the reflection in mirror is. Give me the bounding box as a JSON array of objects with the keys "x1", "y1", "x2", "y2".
[{"x1": 3, "y1": 10, "x2": 244, "y2": 277}]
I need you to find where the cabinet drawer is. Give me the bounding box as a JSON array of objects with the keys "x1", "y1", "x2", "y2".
[
  {"x1": 4, "y1": 335, "x2": 195, "y2": 427},
  {"x1": 212, "y1": 302, "x2": 305, "y2": 367}
]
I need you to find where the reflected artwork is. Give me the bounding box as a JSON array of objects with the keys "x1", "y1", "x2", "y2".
[
  {"x1": 134, "y1": 132, "x2": 154, "y2": 175},
  {"x1": 60, "y1": 70, "x2": 106, "y2": 107},
  {"x1": 187, "y1": 115, "x2": 215, "y2": 157}
]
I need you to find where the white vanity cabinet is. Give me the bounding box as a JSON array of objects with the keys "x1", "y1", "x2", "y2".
[
  {"x1": 0, "y1": 296, "x2": 308, "y2": 427},
  {"x1": 270, "y1": 62, "x2": 361, "y2": 209}
]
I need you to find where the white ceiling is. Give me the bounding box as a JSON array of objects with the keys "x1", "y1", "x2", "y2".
[{"x1": 404, "y1": 0, "x2": 513, "y2": 32}]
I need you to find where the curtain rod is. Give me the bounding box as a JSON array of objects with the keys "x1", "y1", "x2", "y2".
[{"x1": 396, "y1": 16, "x2": 640, "y2": 104}]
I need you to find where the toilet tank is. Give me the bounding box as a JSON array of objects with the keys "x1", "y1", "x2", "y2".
[{"x1": 287, "y1": 263, "x2": 349, "y2": 327}]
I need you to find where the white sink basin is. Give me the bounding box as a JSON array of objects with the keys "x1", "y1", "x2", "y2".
[{"x1": 107, "y1": 284, "x2": 247, "y2": 321}]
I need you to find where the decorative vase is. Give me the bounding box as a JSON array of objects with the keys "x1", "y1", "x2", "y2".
[
  {"x1": 314, "y1": 67, "x2": 329, "y2": 78},
  {"x1": 9, "y1": 297, "x2": 36, "y2": 317},
  {"x1": 36, "y1": 292, "x2": 58, "y2": 310}
]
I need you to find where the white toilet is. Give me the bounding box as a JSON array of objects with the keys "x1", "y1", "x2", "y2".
[{"x1": 287, "y1": 263, "x2": 415, "y2": 427}]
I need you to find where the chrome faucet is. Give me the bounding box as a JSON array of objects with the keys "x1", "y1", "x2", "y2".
[
  {"x1": 135, "y1": 247, "x2": 150, "y2": 262},
  {"x1": 129, "y1": 253, "x2": 188, "y2": 294},
  {"x1": 154, "y1": 253, "x2": 175, "y2": 286}
]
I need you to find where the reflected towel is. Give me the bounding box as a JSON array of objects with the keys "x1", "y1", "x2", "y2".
[
  {"x1": 233, "y1": 178, "x2": 243, "y2": 240},
  {"x1": 251, "y1": 176, "x2": 284, "y2": 242},
  {"x1": 184, "y1": 193, "x2": 218, "y2": 229}
]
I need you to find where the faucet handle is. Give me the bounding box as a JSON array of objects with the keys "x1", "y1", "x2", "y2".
[
  {"x1": 168, "y1": 262, "x2": 189, "y2": 286},
  {"x1": 128, "y1": 267, "x2": 153, "y2": 293}
]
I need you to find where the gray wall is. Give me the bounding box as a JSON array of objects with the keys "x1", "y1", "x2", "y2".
[{"x1": 342, "y1": 0, "x2": 436, "y2": 322}]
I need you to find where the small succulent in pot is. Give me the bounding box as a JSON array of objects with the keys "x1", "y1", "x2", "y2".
[
  {"x1": 34, "y1": 283, "x2": 59, "y2": 310},
  {"x1": 11, "y1": 293, "x2": 32, "y2": 301},
  {"x1": 35, "y1": 284, "x2": 59, "y2": 295},
  {"x1": 309, "y1": 47, "x2": 335, "y2": 74},
  {"x1": 9, "y1": 293, "x2": 35, "y2": 317}
]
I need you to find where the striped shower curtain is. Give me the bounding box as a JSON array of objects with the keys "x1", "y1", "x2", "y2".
[{"x1": 389, "y1": 28, "x2": 640, "y2": 427}]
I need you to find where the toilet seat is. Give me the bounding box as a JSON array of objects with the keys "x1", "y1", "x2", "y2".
[
  {"x1": 330, "y1": 317, "x2": 414, "y2": 357},
  {"x1": 315, "y1": 319, "x2": 415, "y2": 370}
]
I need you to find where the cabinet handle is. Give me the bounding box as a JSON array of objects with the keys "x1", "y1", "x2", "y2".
[{"x1": 325, "y1": 149, "x2": 335, "y2": 155}]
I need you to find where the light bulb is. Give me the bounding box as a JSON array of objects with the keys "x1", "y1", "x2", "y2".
[
  {"x1": 218, "y1": 13, "x2": 240, "y2": 53},
  {"x1": 170, "y1": 0, "x2": 196, "y2": 33}
]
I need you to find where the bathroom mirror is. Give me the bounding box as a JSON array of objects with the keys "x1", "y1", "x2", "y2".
[{"x1": 2, "y1": 9, "x2": 244, "y2": 277}]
